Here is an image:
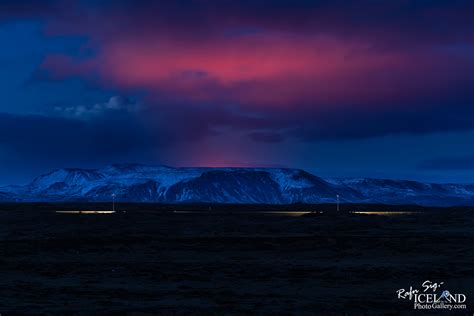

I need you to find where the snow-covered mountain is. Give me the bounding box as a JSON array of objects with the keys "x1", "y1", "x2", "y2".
[{"x1": 1, "y1": 164, "x2": 473, "y2": 206}]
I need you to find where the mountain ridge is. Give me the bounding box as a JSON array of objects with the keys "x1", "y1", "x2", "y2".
[{"x1": 1, "y1": 164, "x2": 473, "y2": 206}]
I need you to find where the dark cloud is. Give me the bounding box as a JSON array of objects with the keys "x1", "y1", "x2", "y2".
[
  {"x1": 419, "y1": 156, "x2": 474, "y2": 170},
  {"x1": 282, "y1": 104, "x2": 474, "y2": 141},
  {"x1": 0, "y1": 110, "x2": 156, "y2": 184},
  {"x1": 48, "y1": 0, "x2": 474, "y2": 47},
  {"x1": 248, "y1": 131, "x2": 285, "y2": 143},
  {"x1": 0, "y1": 112, "x2": 151, "y2": 164},
  {"x1": 3, "y1": 1, "x2": 473, "y2": 46},
  {"x1": 0, "y1": 0, "x2": 62, "y2": 21},
  {"x1": 0, "y1": 99, "x2": 249, "y2": 165},
  {"x1": 1, "y1": 0, "x2": 474, "y2": 184},
  {"x1": 5, "y1": 96, "x2": 466, "y2": 153}
]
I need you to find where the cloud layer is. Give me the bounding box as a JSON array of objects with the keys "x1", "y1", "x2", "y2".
[
  {"x1": 1, "y1": 1, "x2": 474, "y2": 182},
  {"x1": 25, "y1": 0, "x2": 474, "y2": 137}
]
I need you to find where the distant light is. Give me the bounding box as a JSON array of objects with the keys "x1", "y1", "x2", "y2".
[
  {"x1": 55, "y1": 210, "x2": 116, "y2": 214},
  {"x1": 352, "y1": 211, "x2": 417, "y2": 216}
]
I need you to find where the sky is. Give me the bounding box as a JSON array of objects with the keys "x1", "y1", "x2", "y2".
[{"x1": 0, "y1": 0, "x2": 473, "y2": 185}]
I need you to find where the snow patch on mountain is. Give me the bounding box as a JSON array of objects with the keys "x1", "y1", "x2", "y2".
[{"x1": 1, "y1": 164, "x2": 473, "y2": 206}]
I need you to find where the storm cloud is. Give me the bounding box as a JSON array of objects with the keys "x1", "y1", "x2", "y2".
[{"x1": 1, "y1": 0, "x2": 474, "y2": 183}]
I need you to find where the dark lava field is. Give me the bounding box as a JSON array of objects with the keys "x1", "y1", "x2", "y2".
[{"x1": 1, "y1": 203, "x2": 473, "y2": 315}]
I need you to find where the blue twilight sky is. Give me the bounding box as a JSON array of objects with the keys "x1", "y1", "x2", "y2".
[{"x1": 0, "y1": 0, "x2": 473, "y2": 185}]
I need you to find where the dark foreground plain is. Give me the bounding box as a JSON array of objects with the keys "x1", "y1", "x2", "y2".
[{"x1": 1, "y1": 203, "x2": 473, "y2": 315}]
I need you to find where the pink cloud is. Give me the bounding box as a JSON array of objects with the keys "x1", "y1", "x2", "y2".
[{"x1": 41, "y1": 30, "x2": 474, "y2": 109}]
